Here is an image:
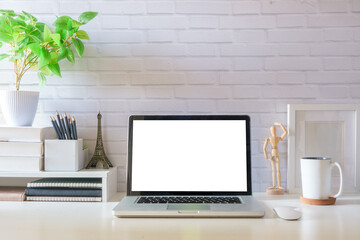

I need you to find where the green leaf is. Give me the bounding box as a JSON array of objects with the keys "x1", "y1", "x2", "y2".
[
  {"x1": 57, "y1": 47, "x2": 68, "y2": 62},
  {"x1": 0, "y1": 53, "x2": 9, "y2": 61},
  {"x1": 39, "y1": 47, "x2": 50, "y2": 68},
  {"x1": 50, "y1": 52, "x2": 59, "y2": 64},
  {"x1": 0, "y1": 31, "x2": 12, "y2": 41},
  {"x1": 28, "y1": 43, "x2": 41, "y2": 56},
  {"x1": 48, "y1": 63, "x2": 61, "y2": 77},
  {"x1": 22, "y1": 11, "x2": 37, "y2": 22},
  {"x1": 78, "y1": 12, "x2": 98, "y2": 24},
  {"x1": 37, "y1": 72, "x2": 46, "y2": 89},
  {"x1": 18, "y1": 37, "x2": 29, "y2": 49},
  {"x1": 66, "y1": 48, "x2": 75, "y2": 64},
  {"x1": 0, "y1": 10, "x2": 16, "y2": 16},
  {"x1": 51, "y1": 33, "x2": 61, "y2": 46},
  {"x1": 40, "y1": 65, "x2": 52, "y2": 76},
  {"x1": 76, "y1": 30, "x2": 90, "y2": 40},
  {"x1": 55, "y1": 27, "x2": 67, "y2": 40},
  {"x1": 71, "y1": 19, "x2": 82, "y2": 28},
  {"x1": 44, "y1": 25, "x2": 52, "y2": 42},
  {"x1": 53, "y1": 16, "x2": 71, "y2": 29},
  {"x1": 67, "y1": 19, "x2": 72, "y2": 31},
  {"x1": 72, "y1": 38, "x2": 84, "y2": 57}
]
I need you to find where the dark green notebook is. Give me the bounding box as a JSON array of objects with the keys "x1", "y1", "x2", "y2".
[{"x1": 27, "y1": 178, "x2": 102, "y2": 189}]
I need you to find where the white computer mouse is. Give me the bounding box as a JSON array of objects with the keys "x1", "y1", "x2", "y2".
[{"x1": 273, "y1": 206, "x2": 302, "y2": 221}]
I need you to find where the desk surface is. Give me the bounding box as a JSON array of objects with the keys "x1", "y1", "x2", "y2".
[{"x1": 1, "y1": 193, "x2": 360, "y2": 240}]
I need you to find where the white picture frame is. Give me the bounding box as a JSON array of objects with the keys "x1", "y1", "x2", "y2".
[{"x1": 287, "y1": 104, "x2": 360, "y2": 193}]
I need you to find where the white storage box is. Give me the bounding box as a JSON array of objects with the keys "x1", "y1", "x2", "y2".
[{"x1": 45, "y1": 139, "x2": 85, "y2": 171}]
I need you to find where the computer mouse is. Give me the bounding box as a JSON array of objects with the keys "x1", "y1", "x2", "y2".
[{"x1": 273, "y1": 206, "x2": 302, "y2": 221}]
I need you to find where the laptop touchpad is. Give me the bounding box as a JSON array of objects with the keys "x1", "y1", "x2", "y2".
[{"x1": 167, "y1": 204, "x2": 210, "y2": 211}]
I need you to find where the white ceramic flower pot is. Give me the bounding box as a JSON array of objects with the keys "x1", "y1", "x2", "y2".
[{"x1": 0, "y1": 90, "x2": 40, "y2": 126}]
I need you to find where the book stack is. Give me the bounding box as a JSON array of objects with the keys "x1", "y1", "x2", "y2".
[
  {"x1": 25, "y1": 178, "x2": 102, "y2": 202},
  {"x1": 0, "y1": 126, "x2": 56, "y2": 172}
]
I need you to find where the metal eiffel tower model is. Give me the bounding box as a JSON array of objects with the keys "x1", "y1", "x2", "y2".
[{"x1": 86, "y1": 112, "x2": 113, "y2": 169}]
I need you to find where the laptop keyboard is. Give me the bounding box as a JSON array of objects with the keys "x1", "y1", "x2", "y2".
[{"x1": 136, "y1": 196, "x2": 241, "y2": 204}]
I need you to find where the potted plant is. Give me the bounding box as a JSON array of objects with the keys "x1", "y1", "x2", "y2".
[{"x1": 0, "y1": 10, "x2": 97, "y2": 126}]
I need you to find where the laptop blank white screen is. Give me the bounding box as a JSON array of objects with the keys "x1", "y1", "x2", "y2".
[{"x1": 131, "y1": 120, "x2": 248, "y2": 192}]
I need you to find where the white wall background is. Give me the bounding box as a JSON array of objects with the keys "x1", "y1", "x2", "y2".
[{"x1": 0, "y1": 0, "x2": 359, "y2": 192}]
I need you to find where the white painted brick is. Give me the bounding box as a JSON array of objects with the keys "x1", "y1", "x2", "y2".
[
  {"x1": 275, "y1": 72, "x2": 306, "y2": 84},
  {"x1": 217, "y1": 100, "x2": 276, "y2": 113},
  {"x1": 232, "y1": 1, "x2": 261, "y2": 14},
  {"x1": 350, "y1": 87, "x2": 360, "y2": 97},
  {"x1": 308, "y1": 15, "x2": 360, "y2": 27},
  {"x1": 44, "y1": 100, "x2": 99, "y2": 112},
  {"x1": 219, "y1": 72, "x2": 275, "y2": 85},
  {"x1": 47, "y1": 73, "x2": 98, "y2": 86},
  {"x1": 234, "y1": 58, "x2": 263, "y2": 70},
  {"x1": 324, "y1": 29, "x2": 354, "y2": 42},
  {"x1": 130, "y1": 73, "x2": 185, "y2": 85},
  {"x1": 131, "y1": 44, "x2": 187, "y2": 56},
  {"x1": 187, "y1": 44, "x2": 218, "y2": 56},
  {"x1": 353, "y1": 0, "x2": 360, "y2": 12},
  {"x1": 144, "y1": 58, "x2": 173, "y2": 70},
  {"x1": 99, "y1": 44, "x2": 131, "y2": 57},
  {"x1": 310, "y1": 43, "x2": 360, "y2": 56},
  {"x1": 91, "y1": 2, "x2": 146, "y2": 14},
  {"x1": 0, "y1": 1, "x2": 57, "y2": 14},
  {"x1": 179, "y1": 30, "x2": 233, "y2": 43},
  {"x1": 176, "y1": 2, "x2": 231, "y2": 14},
  {"x1": 189, "y1": 16, "x2": 218, "y2": 29},
  {"x1": 187, "y1": 100, "x2": 216, "y2": 113},
  {"x1": 353, "y1": 57, "x2": 360, "y2": 69},
  {"x1": 175, "y1": 86, "x2": 229, "y2": 99},
  {"x1": 355, "y1": 28, "x2": 360, "y2": 41},
  {"x1": 82, "y1": 44, "x2": 100, "y2": 58},
  {"x1": 88, "y1": 30, "x2": 143, "y2": 43},
  {"x1": 147, "y1": 2, "x2": 174, "y2": 14},
  {"x1": 232, "y1": 87, "x2": 261, "y2": 99},
  {"x1": 173, "y1": 58, "x2": 231, "y2": 70},
  {"x1": 87, "y1": 87, "x2": 143, "y2": 99},
  {"x1": 129, "y1": 100, "x2": 186, "y2": 112},
  {"x1": 101, "y1": 16, "x2": 130, "y2": 29},
  {"x1": 279, "y1": 44, "x2": 309, "y2": 56},
  {"x1": 277, "y1": 15, "x2": 306, "y2": 28},
  {"x1": 103, "y1": 127, "x2": 128, "y2": 141},
  {"x1": 268, "y1": 30, "x2": 323, "y2": 43},
  {"x1": 57, "y1": 87, "x2": 88, "y2": 99},
  {"x1": 146, "y1": 86, "x2": 174, "y2": 99},
  {"x1": 220, "y1": 44, "x2": 277, "y2": 56},
  {"x1": 265, "y1": 58, "x2": 322, "y2": 71},
  {"x1": 99, "y1": 101, "x2": 129, "y2": 112},
  {"x1": 307, "y1": 71, "x2": 360, "y2": 83},
  {"x1": 262, "y1": 86, "x2": 317, "y2": 99},
  {"x1": 131, "y1": 16, "x2": 187, "y2": 29},
  {"x1": 99, "y1": 73, "x2": 130, "y2": 85},
  {"x1": 59, "y1": 2, "x2": 90, "y2": 14},
  {"x1": 323, "y1": 58, "x2": 352, "y2": 70},
  {"x1": 219, "y1": 16, "x2": 276, "y2": 29},
  {"x1": 88, "y1": 58, "x2": 143, "y2": 71},
  {"x1": 186, "y1": 72, "x2": 218, "y2": 85},
  {"x1": 262, "y1": 1, "x2": 317, "y2": 14},
  {"x1": 319, "y1": 86, "x2": 349, "y2": 99},
  {"x1": 60, "y1": 59, "x2": 88, "y2": 71},
  {"x1": 147, "y1": 30, "x2": 175, "y2": 42},
  {"x1": 235, "y1": 30, "x2": 267, "y2": 43},
  {"x1": 319, "y1": 2, "x2": 349, "y2": 13}
]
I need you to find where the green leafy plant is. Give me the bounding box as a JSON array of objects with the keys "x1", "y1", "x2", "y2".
[{"x1": 0, "y1": 10, "x2": 97, "y2": 90}]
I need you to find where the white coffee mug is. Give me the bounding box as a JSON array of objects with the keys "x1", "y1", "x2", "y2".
[{"x1": 301, "y1": 157, "x2": 343, "y2": 199}]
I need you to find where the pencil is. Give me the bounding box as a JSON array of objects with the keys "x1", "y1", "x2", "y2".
[
  {"x1": 60, "y1": 115, "x2": 68, "y2": 139},
  {"x1": 56, "y1": 111, "x2": 64, "y2": 138},
  {"x1": 64, "y1": 113, "x2": 72, "y2": 139},
  {"x1": 72, "y1": 117, "x2": 78, "y2": 140},
  {"x1": 50, "y1": 117, "x2": 62, "y2": 139}
]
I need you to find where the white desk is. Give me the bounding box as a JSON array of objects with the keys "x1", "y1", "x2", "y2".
[{"x1": 1, "y1": 193, "x2": 360, "y2": 240}]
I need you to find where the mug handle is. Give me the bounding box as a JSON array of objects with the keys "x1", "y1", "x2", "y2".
[{"x1": 330, "y1": 162, "x2": 343, "y2": 198}]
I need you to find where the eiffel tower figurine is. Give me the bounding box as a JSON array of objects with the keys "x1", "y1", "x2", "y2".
[{"x1": 86, "y1": 112, "x2": 113, "y2": 169}]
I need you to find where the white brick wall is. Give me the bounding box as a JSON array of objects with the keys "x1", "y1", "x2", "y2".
[{"x1": 1, "y1": 0, "x2": 359, "y2": 192}]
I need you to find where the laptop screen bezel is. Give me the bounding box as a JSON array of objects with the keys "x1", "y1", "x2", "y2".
[{"x1": 126, "y1": 115, "x2": 252, "y2": 196}]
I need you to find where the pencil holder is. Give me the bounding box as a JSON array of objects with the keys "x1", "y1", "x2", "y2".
[{"x1": 44, "y1": 139, "x2": 85, "y2": 171}]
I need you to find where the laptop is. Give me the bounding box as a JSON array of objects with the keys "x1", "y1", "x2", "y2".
[{"x1": 113, "y1": 115, "x2": 265, "y2": 218}]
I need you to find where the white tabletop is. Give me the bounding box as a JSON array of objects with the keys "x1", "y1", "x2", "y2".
[{"x1": 1, "y1": 193, "x2": 360, "y2": 240}]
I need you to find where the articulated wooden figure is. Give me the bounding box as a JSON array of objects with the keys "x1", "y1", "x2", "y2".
[{"x1": 263, "y1": 122, "x2": 287, "y2": 195}]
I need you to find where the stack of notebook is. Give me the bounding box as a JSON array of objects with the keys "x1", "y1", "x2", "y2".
[
  {"x1": 25, "y1": 178, "x2": 102, "y2": 202},
  {"x1": 0, "y1": 126, "x2": 56, "y2": 172}
]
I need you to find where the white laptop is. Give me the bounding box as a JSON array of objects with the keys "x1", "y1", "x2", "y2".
[{"x1": 113, "y1": 115, "x2": 265, "y2": 218}]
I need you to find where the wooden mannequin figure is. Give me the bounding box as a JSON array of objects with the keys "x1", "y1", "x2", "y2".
[{"x1": 263, "y1": 122, "x2": 288, "y2": 195}]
